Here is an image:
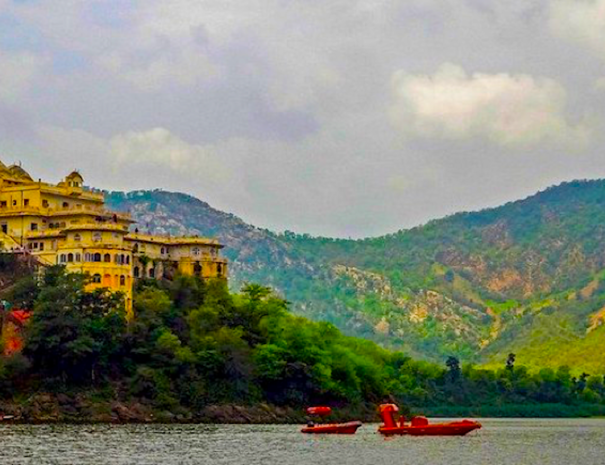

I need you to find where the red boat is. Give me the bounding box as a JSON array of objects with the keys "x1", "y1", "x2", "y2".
[
  {"x1": 301, "y1": 406, "x2": 362, "y2": 434},
  {"x1": 378, "y1": 404, "x2": 481, "y2": 436},
  {"x1": 301, "y1": 421, "x2": 363, "y2": 435}
]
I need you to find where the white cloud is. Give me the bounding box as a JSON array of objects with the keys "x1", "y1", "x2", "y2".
[
  {"x1": 550, "y1": 0, "x2": 605, "y2": 59},
  {"x1": 109, "y1": 128, "x2": 232, "y2": 183},
  {"x1": 0, "y1": 52, "x2": 47, "y2": 103},
  {"x1": 390, "y1": 63, "x2": 590, "y2": 148}
]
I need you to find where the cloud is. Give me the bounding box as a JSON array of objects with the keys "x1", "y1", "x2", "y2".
[
  {"x1": 0, "y1": 51, "x2": 47, "y2": 103},
  {"x1": 389, "y1": 63, "x2": 590, "y2": 148},
  {"x1": 550, "y1": 0, "x2": 605, "y2": 59},
  {"x1": 109, "y1": 128, "x2": 232, "y2": 184}
]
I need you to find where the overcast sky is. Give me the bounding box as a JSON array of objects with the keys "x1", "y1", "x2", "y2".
[{"x1": 1, "y1": 0, "x2": 605, "y2": 238}]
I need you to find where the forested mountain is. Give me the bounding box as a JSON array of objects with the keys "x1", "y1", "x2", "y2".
[{"x1": 106, "y1": 180, "x2": 605, "y2": 372}]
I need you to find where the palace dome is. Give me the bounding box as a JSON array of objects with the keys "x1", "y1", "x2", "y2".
[{"x1": 8, "y1": 164, "x2": 33, "y2": 181}]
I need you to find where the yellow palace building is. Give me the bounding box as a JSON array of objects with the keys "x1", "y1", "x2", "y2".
[{"x1": 0, "y1": 160, "x2": 228, "y2": 315}]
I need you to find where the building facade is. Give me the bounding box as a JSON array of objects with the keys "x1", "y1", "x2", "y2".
[{"x1": 0, "y1": 161, "x2": 228, "y2": 315}]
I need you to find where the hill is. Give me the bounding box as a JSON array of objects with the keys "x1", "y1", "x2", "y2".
[{"x1": 106, "y1": 180, "x2": 605, "y2": 372}]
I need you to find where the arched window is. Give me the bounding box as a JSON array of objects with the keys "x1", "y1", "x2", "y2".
[
  {"x1": 114, "y1": 254, "x2": 120, "y2": 264},
  {"x1": 74, "y1": 234, "x2": 81, "y2": 241},
  {"x1": 92, "y1": 232, "x2": 102, "y2": 242},
  {"x1": 194, "y1": 262, "x2": 202, "y2": 274},
  {"x1": 125, "y1": 255, "x2": 130, "y2": 264},
  {"x1": 62, "y1": 202, "x2": 69, "y2": 209},
  {"x1": 93, "y1": 253, "x2": 101, "y2": 262},
  {"x1": 75, "y1": 253, "x2": 81, "y2": 262},
  {"x1": 133, "y1": 243, "x2": 139, "y2": 253},
  {"x1": 192, "y1": 247, "x2": 200, "y2": 256},
  {"x1": 120, "y1": 275, "x2": 126, "y2": 286},
  {"x1": 160, "y1": 247, "x2": 165, "y2": 254},
  {"x1": 217, "y1": 264, "x2": 223, "y2": 275},
  {"x1": 67, "y1": 253, "x2": 74, "y2": 262},
  {"x1": 133, "y1": 266, "x2": 140, "y2": 278},
  {"x1": 84, "y1": 253, "x2": 91, "y2": 262},
  {"x1": 149, "y1": 267, "x2": 155, "y2": 278},
  {"x1": 92, "y1": 273, "x2": 101, "y2": 283},
  {"x1": 104, "y1": 253, "x2": 111, "y2": 263},
  {"x1": 60, "y1": 254, "x2": 67, "y2": 263}
]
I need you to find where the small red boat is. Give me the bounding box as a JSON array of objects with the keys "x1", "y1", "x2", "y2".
[
  {"x1": 378, "y1": 404, "x2": 481, "y2": 436},
  {"x1": 301, "y1": 421, "x2": 363, "y2": 434},
  {"x1": 301, "y1": 406, "x2": 362, "y2": 434}
]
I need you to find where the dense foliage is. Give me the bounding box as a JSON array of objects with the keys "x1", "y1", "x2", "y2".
[
  {"x1": 107, "y1": 181, "x2": 605, "y2": 371},
  {"x1": 2, "y1": 267, "x2": 605, "y2": 417}
]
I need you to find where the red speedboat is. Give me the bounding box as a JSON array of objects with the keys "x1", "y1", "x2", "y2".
[
  {"x1": 378, "y1": 404, "x2": 481, "y2": 436},
  {"x1": 301, "y1": 406, "x2": 362, "y2": 434},
  {"x1": 301, "y1": 421, "x2": 363, "y2": 434}
]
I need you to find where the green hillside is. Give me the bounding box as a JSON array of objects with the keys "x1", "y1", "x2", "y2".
[{"x1": 106, "y1": 180, "x2": 605, "y2": 373}]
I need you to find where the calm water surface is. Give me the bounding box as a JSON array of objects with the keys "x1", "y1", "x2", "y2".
[{"x1": 0, "y1": 418, "x2": 604, "y2": 464}]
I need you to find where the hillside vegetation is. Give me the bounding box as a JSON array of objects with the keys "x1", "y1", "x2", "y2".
[
  {"x1": 106, "y1": 180, "x2": 605, "y2": 373},
  {"x1": 2, "y1": 267, "x2": 605, "y2": 420}
]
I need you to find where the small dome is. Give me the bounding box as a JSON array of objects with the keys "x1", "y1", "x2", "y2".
[
  {"x1": 8, "y1": 164, "x2": 33, "y2": 181},
  {"x1": 66, "y1": 170, "x2": 83, "y2": 181}
]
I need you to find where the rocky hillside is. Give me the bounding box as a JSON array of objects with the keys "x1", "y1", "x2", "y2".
[{"x1": 106, "y1": 180, "x2": 605, "y2": 372}]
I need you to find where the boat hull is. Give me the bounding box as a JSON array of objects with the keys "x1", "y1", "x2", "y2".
[
  {"x1": 379, "y1": 420, "x2": 481, "y2": 436},
  {"x1": 301, "y1": 421, "x2": 362, "y2": 434}
]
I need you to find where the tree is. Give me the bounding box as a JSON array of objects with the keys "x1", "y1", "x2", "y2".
[
  {"x1": 506, "y1": 353, "x2": 516, "y2": 372},
  {"x1": 445, "y1": 356, "x2": 461, "y2": 382},
  {"x1": 24, "y1": 267, "x2": 127, "y2": 385}
]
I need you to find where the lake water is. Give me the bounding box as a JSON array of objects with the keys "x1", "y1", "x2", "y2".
[{"x1": 1, "y1": 418, "x2": 604, "y2": 464}]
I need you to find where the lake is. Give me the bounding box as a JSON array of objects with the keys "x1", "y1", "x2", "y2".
[{"x1": 1, "y1": 418, "x2": 604, "y2": 464}]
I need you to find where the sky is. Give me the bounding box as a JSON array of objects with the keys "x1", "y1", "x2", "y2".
[{"x1": 1, "y1": 0, "x2": 605, "y2": 238}]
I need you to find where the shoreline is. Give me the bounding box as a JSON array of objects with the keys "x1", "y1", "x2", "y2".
[{"x1": 2, "y1": 394, "x2": 605, "y2": 424}]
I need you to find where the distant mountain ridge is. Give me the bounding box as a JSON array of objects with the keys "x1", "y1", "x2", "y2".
[{"x1": 106, "y1": 180, "x2": 605, "y2": 372}]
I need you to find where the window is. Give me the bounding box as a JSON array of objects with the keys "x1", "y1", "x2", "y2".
[
  {"x1": 92, "y1": 274, "x2": 102, "y2": 284},
  {"x1": 120, "y1": 275, "x2": 126, "y2": 286},
  {"x1": 39, "y1": 242, "x2": 44, "y2": 251},
  {"x1": 93, "y1": 253, "x2": 101, "y2": 262},
  {"x1": 75, "y1": 253, "x2": 81, "y2": 262},
  {"x1": 30, "y1": 223, "x2": 38, "y2": 231},
  {"x1": 60, "y1": 254, "x2": 67, "y2": 263},
  {"x1": 104, "y1": 253, "x2": 111, "y2": 263},
  {"x1": 194, "y1": 263, "x2": 202, "y2": 274},
  {"x1": 133, "y1": 243, "x2": 139, "y2": 253},
  {"x1": 62, "y1": 202, "x2": 69, "y2": 209},
  {"x1": 60, "y1": 222, "x2": 66, "y2": 228},
  {"x1": 24, "y1": 199, "x2": 29, "y2": 207},
  {"x1": 0, "y1": 201, "x2": 6, "y2": 208},
  {"x1": 12, "y1": 200, "x2": 17, "y2": 206},
  {"x1": 1, "y1": 224, "x2": 6, "y2": 233},
  {"x1": 92, "y1": 232, "x2": 102, "y2": 242},
  {"x1": 149, "y1": 267, "x2": 155, "y2": 278},
  {"x1": 192, "y1": 247, "x2": 200, "y2": 256},
  {"x1": 126, "y1": 255, "x2": 130, "y2": 264},
  {"x1": 67, "y1": 253, "x2": 74, "y2": 262},
  {"x1": 133, "y1": 266, "x2": 140, "y2": 278},
  {"x1": 160, "y1": 247, "x2": 165, "y2": 254},
  {"x1": 217, "y1": 264, "x2": 223, "y2": 275},
  {"x1": 74, "y1": 234, "x2": 81, "y2": 241},
  {"x1": 42, "y1": 200, "x2": 49, "y2": 208}
]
